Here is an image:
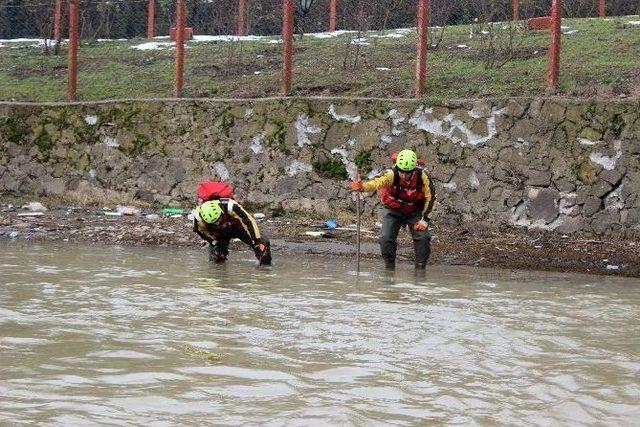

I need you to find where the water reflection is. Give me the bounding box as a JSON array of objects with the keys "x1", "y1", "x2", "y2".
[{"x1": 1, "y1": 242, "x2": 639, "y2": 425}]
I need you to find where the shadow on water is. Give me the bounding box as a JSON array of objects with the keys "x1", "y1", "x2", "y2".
[{"x1": 1, "y1": 241, "x2": 640, "y2": 425}]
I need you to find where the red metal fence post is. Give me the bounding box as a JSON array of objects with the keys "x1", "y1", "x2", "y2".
[
  {"x1": 174, "y1": 0, "x2": 186, "y2": 97},
  {"x1": 147, "y1": 0, "x2": 156, "y2": 38},
  {"x1": 547, "y1": 0, "x2": 562, "y2": 93},
  {"x1": 282, "y1": 0, "x2": 294, "y2": 95},
  {"x1": 53, "y1": 0, "x2": 63, "y2": 41},
  {"x1": 512, "y1": 0, "x2": 520, "y2": 21},
  {"x1": 237, "y1": 0, "x2": 246, "y2": 36},
  {"x1": 68, "y1": 0, "x2": 79, "y2": 101},
  {"x1": 415, "y1": 0, "x2": 429, "y2": 96},
  {"x1": 599, "y1": 0, "x2": 606, "y2": 17},
  {"x1": 329, "y1": 0, "x2": 338, "y2": 31}
]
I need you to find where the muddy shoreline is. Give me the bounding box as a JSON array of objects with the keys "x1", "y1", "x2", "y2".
[{"x1": 1, "y1": 201, "x2": 639, "y2": 278}]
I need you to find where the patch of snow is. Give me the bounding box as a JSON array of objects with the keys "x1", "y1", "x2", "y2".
[
  {"x1": 351, "y1": 38, "x2": 370, "y2": 46},
  {"x1": 192, "y1": 35, "x2": 265, "y2": 42},
  {"x1": 214, "y1": 162, "x2": 230, "y2": 181},
  {"x1": 84, "y1": 115, "x2": 98, "y2": 126},
  {"x1": 308, "y1": 30, "x2": 356, "y2": 39},
  {"x1": 96, "y1": 38, "x2": 128, "y2": 42},
  {"x1": 347, "y1": 139, "x2": 356, "y2": 147},
  {"x1": 627, "y1": 21, "x2": 640, "y2": 26},
  {"x1": 367, "y1": 169, "x2": 381, "y2": 179},
  {"x1": 295, "y1": 114, "x2": 322, "y2": 147},
  {"x1": 330, "y1": 148, "x2": 357, "y2": 180},
  {"x1": 253, "y1": 71, "x2": 261, "y2": 75},
  {"x1": 286, "y1": 160, "x2": 312, "y2": 177},
  {"x1": 456, "y1": 44, "x2": 469, "y2": 49},
  {"x1": 380, "y1": 134, "x2": 393, "y2": 144},
  {"x1": 89, "y1": 169, "x2": 96, "y2": 179},
  {"x1": 376, "y1": 67, "x2": 390, "y2": 71},
  {"x1": 589, "y1": 140, "x2": 622, "y2": 171},
  {"x1": 101, "y1": 136, "x2": 119, "y2": 148},
  {"x1": 250, "y1": 132, "x2": 264, "y2": 154},
  {"x1": 606, "y1": 264, "x2": 620, "y2": 270},
  {"x1": 244, "y1": 108, "x2": 253, "y2": 119},
  {"x1": 370, "y1": 33, "x2": 405, "y2": 39},
  {"x1": 328, "y1": 104, "x2": 361, "y2": 123},
  {"x1": 515, "y1": 138, "x2": 530, "y2": 147},
  {"x1": 268, "y1": 39, "x2": 282, "y2": 44},
  {"x1": 131, "y1": 41, "x2": 174, "y2": 51}
]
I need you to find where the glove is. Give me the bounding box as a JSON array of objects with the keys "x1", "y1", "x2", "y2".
[
  {"x1": 413, "y1": 219, "x2": 429, "y2": 232},
  {"x1": 351, "y1": 180, "x2": 364, "y2": 192},
  {"x1": 254, "y1": 240, "x2": 272, "y2": 266}
]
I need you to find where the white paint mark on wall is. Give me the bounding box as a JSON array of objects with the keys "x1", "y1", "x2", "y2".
[
  {"x1": 84, "y1": 115, "x2": 98, "y2": 125},
  {"x1": 250, "y1": 132, "x2": 264, "y2": 154},
  {"x1": 578, "y1": 137, "x2": 601, "y2": 145},
  {"x1": 328, "y1": 104, "x2": 361, "y2": 123},
  {"x1": 295, "y1": 114, "x2": 322, "y2": 147},
  {"x1": 330, "y1": 148, "x2": 357, "y2": 180},
  {"x1": 409, "y1": 106, "x2": 503, "y2": 147},
  {"x1": 214, "y1": 162, "x2": 230, "y2": 181},
  {"x1": 590, "y1": 140, "x2": 622, "y2": 171},
  {"x1": 469, "y1": 172, "x2": 480, "y2": 188},
  {"x1": 605, "y1": 183, "x2": 624, "y2": 210},
  {"x1": 286, "y1": 160, "x2": 313, "y2": 177},
  {"x1": 443, "y1": 181, "x2": 457, "y2": 191},
  {"x1": 380, "y1": 134, "x2": 393, "y2": 144},
  {"x1": 388, "y1": 109, "x2": 405, "y2": 136}
]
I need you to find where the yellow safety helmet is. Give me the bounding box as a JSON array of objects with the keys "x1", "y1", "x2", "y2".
[
  {"x1": 199, "y1": 201, "x2": 223, "y2": 224},
  {"x1": 395, "y1": 149, "x2": 418, "y2": 172}
]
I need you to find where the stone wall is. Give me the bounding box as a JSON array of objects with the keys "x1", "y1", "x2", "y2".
[{"x1": 1, "y1": 97, "x2": 639, "y2": 237}]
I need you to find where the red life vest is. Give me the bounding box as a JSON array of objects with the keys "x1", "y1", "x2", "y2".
[
  {"x1": 380, "y1": 167, "x2": 426, "y2": 214},
  {"x1": 204, "y1": 209, "x2": 242, "y2": 240}
]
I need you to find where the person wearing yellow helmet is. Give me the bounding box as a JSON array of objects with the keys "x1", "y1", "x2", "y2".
[
  {"x1": 351, "y1": 149, "x2": 435, "y2": 270},
  {"x1": 193, "y1": 199, "x2": 271, "y2": 266}
]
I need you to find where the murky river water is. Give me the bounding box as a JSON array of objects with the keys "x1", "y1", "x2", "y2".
[{"x1": 1, "y1": 242, "x2": 639, "y2": 426}]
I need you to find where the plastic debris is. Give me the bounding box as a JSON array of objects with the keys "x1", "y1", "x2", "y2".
[
  {"x1": 9, "y1": 231, "x2": 19, "y2": 238},
  {"x1": 116, "y1": 205, "x2": 142, "y2": 216},
  {"x1": 17, "y1": 212, "x2": 44, "y2": 217},
  {"x1": 25, "y1": 202, "x2": 47, "y2": 212},
  {"x1": 162, "y1": 207, "x2": 186, "y2": 216},
  {"x1": 305, "y1": 231, "x2": 326, "y2": 237},
  {"x1": 606, "y1": 264, "x2": 620, "y2": 270},
  {"x1": 144, "y1": 214, "x2": 159, "y2": 220},
  {"x1": 324, "y1": 219, "x2": 338, "y2": 229},
  {"x1": 103, "y1": 211, "x2": 122, "y2": 217},
  {"x1": 254, "y1": 213, "x2": 266, "y2": 221}
]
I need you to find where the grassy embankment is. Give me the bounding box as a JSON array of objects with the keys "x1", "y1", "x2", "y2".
[{"x1": 0, "y1": 15, "x2": 638, "y2": 102}]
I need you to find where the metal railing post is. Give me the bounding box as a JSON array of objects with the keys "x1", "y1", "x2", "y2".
[
  {"x1": 547, "y1": 0, "x2": 562, "y2": 93},
  {"x1": 68, "y1": 0, "x2": 79, "y2": 101},
  {"x1": 282, "y1": 0, "x2": 294, "y2": 95},
  {"x1": 147, "y1": 0, "x2": 156, "y2": 38},
  {"x1": 174, "y1": 0, "x2": 186, "y2": 97},
  {"x1": 415, "y1": 0, "x2": 429, "y2": 96}
]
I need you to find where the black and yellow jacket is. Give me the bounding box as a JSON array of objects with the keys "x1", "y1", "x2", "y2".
[{"x1": 193, "y1": 199, "x2": 262, "y2": 245}]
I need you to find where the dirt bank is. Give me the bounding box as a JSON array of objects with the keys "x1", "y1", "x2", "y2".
[{"x1": 1, "y1": 200, "x2": 639, "y2": 278}]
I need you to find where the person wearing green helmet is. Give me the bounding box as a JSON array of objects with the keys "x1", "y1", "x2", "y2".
[
  {"x1": 351, "y1": 149, "x2": 435, "y2": 270},
  {"x1": 193, "y1": 199, "x2": 271, "y2": 266}
]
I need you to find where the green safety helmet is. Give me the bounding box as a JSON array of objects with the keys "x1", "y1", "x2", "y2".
[
  {"x1": 395, "y1": 149, "x2": 418, "y2": 172},
  {"x1": 200, "y1": 201, "x2": 223, "y2": 224}
]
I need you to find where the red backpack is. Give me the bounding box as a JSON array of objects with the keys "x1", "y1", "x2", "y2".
[{"x1": 197, "y1": 181, "x2": 234, "y2": 202}]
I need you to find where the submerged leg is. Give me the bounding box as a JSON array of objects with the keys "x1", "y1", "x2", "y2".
[
  {"x1": 379, "y1": 208, "x2": 403, "y2": 269},
  {"x1": 409, "y1": 219, "x2": 431, "y2": 269}
]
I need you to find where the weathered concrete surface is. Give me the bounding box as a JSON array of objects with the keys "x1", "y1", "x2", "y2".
[{"x1": 1, "y1": 97, "x2": 639, "y2": 237}]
